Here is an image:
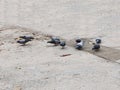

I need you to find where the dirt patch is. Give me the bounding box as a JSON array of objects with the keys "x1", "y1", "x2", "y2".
[
  {"x1": 66, "y1": 39, "x2": 120, "y2": 61},
  {"x1": 0, "y1": 26, "x2": 120, "y2": 61}
]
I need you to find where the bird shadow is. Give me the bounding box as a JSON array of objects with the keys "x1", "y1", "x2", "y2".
[
  {"x1": 19, "y1": 44, "x2": 32, "y2": 47},
  {"x1": 60, "y1": 47, "x2": 67, "y2": 50}
]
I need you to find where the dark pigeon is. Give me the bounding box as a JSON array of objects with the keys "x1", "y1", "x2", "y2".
[
  {"x1": 92, "y1": 43, "x2": 100, "y2": 51},
  {"x1": 19, "y1": 36, "x2": 34, "y2": 40},
  {"x1": 60, "y1": 41, "x2": 66, "y2": 49},
  {"x1": 17, "y1": 39, "x2": 31, "y2": 45},
  {"x1": 47, "y1": 37, "x2": 60, "y2": 46}
]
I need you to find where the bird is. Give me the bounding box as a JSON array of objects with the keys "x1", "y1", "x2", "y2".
[
  {"x1": 75, "y1": 40, "x2": 84, "y2": 50},
  {"x1": 60, "y1": 41, "x2": 66, "y2": 49},
  {"x1": 76, "y1": 39, "x2": 81, "y2": 43},
  {"x1": 19, "y1": 36, "x2": 34, "y2": 40},
  {"x1": 17, "y1": 39, "x2": 31, "y2": 46},
  {"x1": 47, "y1": 37, "x2": 60, "y2": 46},
  {"x1": 92, "y1": 43, "x2": 100, "y2": 51},
  {"x1": 95, "y1": 38, "x2": 101, "y2": 44}
]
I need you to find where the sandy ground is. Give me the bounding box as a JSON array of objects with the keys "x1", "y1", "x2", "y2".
[
  {"x1": 0, "y1": 27, "x2": 119, "y2": 90},
  {"x1": 0, "y1": 0, "x2": 120, "y2": 90}
]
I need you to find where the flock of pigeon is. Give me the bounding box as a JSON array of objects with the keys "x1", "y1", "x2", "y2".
[
  {"x1": 17, "y1": 35, "x2": 101, "y2": 51},
  {"x1": 47, "y1": 37, "x2": 101, "y2": 51}
]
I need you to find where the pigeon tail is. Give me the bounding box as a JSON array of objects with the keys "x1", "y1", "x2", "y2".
[{"x1": 47, "y1": 40, "x2": 55, "y2": 44}]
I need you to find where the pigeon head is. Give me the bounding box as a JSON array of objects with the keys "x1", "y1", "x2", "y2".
[
  {"x1": 96, "y1": 39, "x2": 101, "y2": 44},
  {"x1": 76, "y1": 39, "x2": 81, "y2": 43},
  {"x1": 60, "y1": 41, "x2": 66, "y2": 46}
]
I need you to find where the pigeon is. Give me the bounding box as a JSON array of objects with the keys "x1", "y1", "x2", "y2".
[
  {"x1": 75, "y1": 40, "x2": 84, "y2": 50},
  {"x1": 95, "y1": 38, "x2": 101, "y2": 44},
  {"x1": 92, "y1": 43, "x2": 100, "y2": 51},
  {"x1": 60, "y1": 41, "x2": 66, "y2": 49},
  {"x1": 19, "y1": 36, "x2": 34, "y2": 40},
  {"x1": 76, "y1": 39, "x2": 81, "y2": 43},
  {"x1": 47, "y1": 37, "x2": 60, "y2": 46},
  {"x1": 17, "y1": 39, "x2": 31, "y2": 45}
]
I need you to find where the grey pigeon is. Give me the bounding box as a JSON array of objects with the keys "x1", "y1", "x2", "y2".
[
  {"x1": 75, "y1": 40, "x2": 84, "y2": 50},
  {"x1": 47, "y1": 37, "x2": 60, "y2": 46},
  {"x1": 19, "y1": 36, "x2": 34, "y2": 40},
  {"x1": 17, "y1": 39, "x2": 31, "y2": 46}
]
